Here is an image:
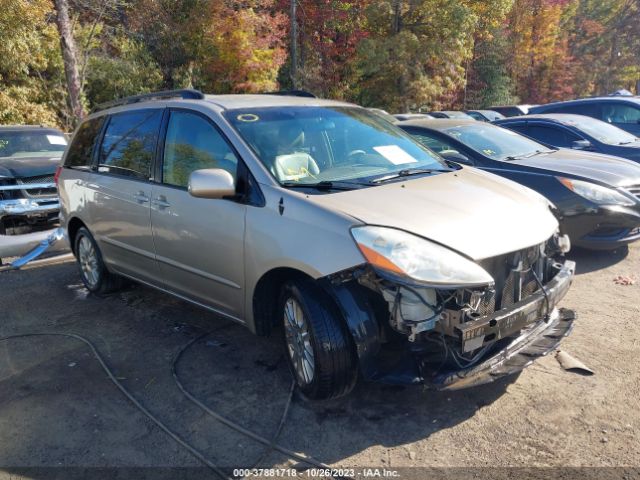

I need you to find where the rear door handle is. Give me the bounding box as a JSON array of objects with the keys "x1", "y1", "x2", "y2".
[
  {"x1": 152, "y1": 195, "x2": 171, "y2": 209},
  {"x1": 133, "y1": 191, "x2": 149, "y2": 204}
]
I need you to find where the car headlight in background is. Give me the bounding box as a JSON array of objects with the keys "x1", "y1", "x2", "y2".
[
  {"x1": 557, "y1": 177, "x2": 635, "y2": 206},
  {"x1": 351, "y1": 226, "x2": 494, "y2": 287}
]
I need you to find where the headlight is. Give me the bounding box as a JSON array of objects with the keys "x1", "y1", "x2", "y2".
[
  {"x1": 351, "y1": 226, "x2": 494, "y2": 287},
  {"x1": 557, "y1": 177, "x2": 635, "y2": 206}
]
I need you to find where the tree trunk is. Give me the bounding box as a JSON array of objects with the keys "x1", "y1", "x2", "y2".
[{"x1": 54, "y1": 0, "x2": 85, "y2": 124}]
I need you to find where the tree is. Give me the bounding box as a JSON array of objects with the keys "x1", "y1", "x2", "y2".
[
  {"x1": 0, "y1": 0, "x2": 64, "y2": 127},
  {"x1": 54, "y1": 0, "x2": 85, "y2": 123}
]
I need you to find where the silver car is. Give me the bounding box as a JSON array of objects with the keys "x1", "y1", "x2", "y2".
[{"x1": 57, "y1": 89, "x2": 576, "y2": 400}]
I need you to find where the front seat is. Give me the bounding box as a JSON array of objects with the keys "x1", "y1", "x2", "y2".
[
  {"x1": 272, "y1": 126, "x2": 320, "y2": 181},
  {"x1": 274, "y1": 153, "x2": 320, "y2": 181}
]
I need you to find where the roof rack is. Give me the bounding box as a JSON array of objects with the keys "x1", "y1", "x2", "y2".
[
  {"x1": 93, "y1": 89, "x2": 205, "y2": 113},
  {"x1": 264, "y1": 90, "x2": 317, "y2": 98}
]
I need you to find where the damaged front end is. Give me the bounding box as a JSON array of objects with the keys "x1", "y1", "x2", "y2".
[
  {"x1": 324, "y1": 229, "x2": 575, "y2": 390},
  {"x1": 0, "y1": 173, "x2": 62, "y2": 262}
]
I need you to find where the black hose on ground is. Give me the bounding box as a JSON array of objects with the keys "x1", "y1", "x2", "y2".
[
  {"x1": 0, "y1": 330, "x2": 306, "y2": 479},
  {"x1": 171, "y1": 333, "x2": 335, "y2": 471}
]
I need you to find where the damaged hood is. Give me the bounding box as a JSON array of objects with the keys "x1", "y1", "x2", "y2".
[
  {"x1": 0, "y1": 155, "x2": 61, "y2": 179},
  {"x1": 308, "y1": 167, "x2": 558, "y2": 261},
  {"x1": 511, "y1": 149, "x2": 640, "y2": 188}
]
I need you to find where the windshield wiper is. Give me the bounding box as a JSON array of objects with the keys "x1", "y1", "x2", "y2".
[
  {"x1": 371, "y1": 168, "x2": 438, "y2": 184},
  {"x1": 505, "y1": 149, "x2": 552, "y2": 161},
  {"x1": 281, "y1": 180, "x2": 368, "y2": 191}
]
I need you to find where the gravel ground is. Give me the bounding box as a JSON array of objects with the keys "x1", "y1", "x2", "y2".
[{"x1": 0, "y1": 244, "x2": 638, "y2": 479}]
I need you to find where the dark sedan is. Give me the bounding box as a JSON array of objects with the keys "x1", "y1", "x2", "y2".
[
  {"x1": 529, "y1": 97, "x2": 640, "y2": 136},
  {"x1": 494, "y1": 114, "x2": 640, "y2": 163},
  {"x1": 399, "y1": 119, "x2": 640, "y2": 250}
]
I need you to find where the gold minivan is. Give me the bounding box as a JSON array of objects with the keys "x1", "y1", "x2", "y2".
[{"x1": 57, "y1": 90, "x2": 575, "y2": 400}]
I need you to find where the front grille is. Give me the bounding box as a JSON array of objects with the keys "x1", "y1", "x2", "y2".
[
  {"x1": 478, "y1": 243, "x2": 544, "y2": 311},
  {"x1": 17, "y1": 175, "x2": 57, "y2": 198}
]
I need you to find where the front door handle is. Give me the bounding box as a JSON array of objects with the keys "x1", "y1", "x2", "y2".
[
  {"x1": 152, "y1": 195, "x2": 171, "y2": 209},
  {"x1": 133, "y1": 191, "x2": 149, "y2": 204}
]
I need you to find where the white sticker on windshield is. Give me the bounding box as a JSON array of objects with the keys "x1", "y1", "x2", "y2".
[
  {"x1": 47, "y1": 135, "x2": 67, "y2": 145},
  {"x1": 373, "y1": 145, "x2": 418, "y2": 165}
]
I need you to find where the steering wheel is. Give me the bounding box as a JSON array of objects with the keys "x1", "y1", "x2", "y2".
[{"x1": 347, "y1": 149, "x2": 367, "y2": 159}]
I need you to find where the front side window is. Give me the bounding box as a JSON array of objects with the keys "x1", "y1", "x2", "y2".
[
  {"x1": 65, "y1": 117, "x2": 104, "y2": 168},
  {"x1": 162, "y1": 111, "x2": 238, "y2": 188},
  {"x1": 0, "y1": 129, "x2": 67, "y2": 158},
  {"x1": 602, "y1": 103, "x2": 640, "y2": 125},
  {"x1": 98, "y1": 109, "x2": 163, "y2": 180},
  {"x1": 224, "y1": 107, "x2": 448, "y2": 186},
  {"x1": 441, "y1": 124, "x2": 554, "y2": 161}
]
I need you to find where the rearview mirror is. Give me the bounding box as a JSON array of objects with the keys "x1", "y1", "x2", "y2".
[
  {"x1": 439, "y1": 150, "x2": 473, "y2": 165},
  {"x1": 571, "y1": 139, "x2": 593, "y2": 151},
  {"x1": 188, "y1": 169, "x2": 236, "y2": 199}
]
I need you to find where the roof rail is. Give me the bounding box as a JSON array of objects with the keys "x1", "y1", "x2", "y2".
[
  {"x1": 264, "y1": 89, "x2": 317, "y2": 98},
  {"x1": 93, "y1": 89, "x2": 205, "y2": 113}
]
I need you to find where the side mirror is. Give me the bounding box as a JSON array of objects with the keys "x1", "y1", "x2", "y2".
[
  {"x1": 439, "y1": 150, "x2": 473, "y2": 165},
  {"x1": 571, "y1": 139, "x2": 593, "y2": 151},
  {"x1": 188, "y1": 168, "x2": 236, "y2": 199}
]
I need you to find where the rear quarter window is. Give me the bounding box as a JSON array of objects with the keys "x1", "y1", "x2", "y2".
[
  {"x1": 98, "y1": 109, "x2": 163, "y2": 180},
  {"x1": 65, "y1": 117, "x2": 105, "y2": 168}
]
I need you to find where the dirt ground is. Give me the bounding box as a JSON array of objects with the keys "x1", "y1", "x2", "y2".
[{"x1": 0, "y1": 244, "x2": 639, "y2": 479}]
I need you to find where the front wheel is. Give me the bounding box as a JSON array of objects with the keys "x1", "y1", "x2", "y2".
[{"x1": 279, "y1": 279, "x2": 357, "y2": 400}]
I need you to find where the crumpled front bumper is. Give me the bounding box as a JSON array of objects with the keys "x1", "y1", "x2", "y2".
[
  {"x1": 426, "y1": 259, "x2": 576, "y2": 390},
  {"x1": 430, "y1": 307, "x2": 576, "y2": 390}
]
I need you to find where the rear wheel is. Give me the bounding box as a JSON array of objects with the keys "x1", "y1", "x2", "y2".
[
  {"x1": 279, "y1": 279, "x2": 357, "y2": 400},
  {"x1": 74, "y1": 227, "x2": 123, "y2": 294}
]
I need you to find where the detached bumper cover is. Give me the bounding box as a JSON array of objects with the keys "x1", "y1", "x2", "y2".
[{"x1": 0, "y1": 227, "x2": 68, "y2": 261}]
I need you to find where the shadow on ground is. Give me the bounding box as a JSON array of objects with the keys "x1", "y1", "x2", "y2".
[
  {"x1": 0, "y1": 261, "x2": 518, "y2": 477},
  {"x1": 567, "y1": 245, "x2": 629, "y2": 275}
]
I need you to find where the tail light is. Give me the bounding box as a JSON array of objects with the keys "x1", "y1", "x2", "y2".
[{"x1": 54, "y1": 165, "x2": 62, "y2": 186}]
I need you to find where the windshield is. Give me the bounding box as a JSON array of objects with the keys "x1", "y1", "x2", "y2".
[
  {"x1": 225, "y1": 106, "x2": 449, "y2": 186},
  {"x1": 0, "y1": 130, "x2": 67, "y2": 158},
  {"x1": 565, "y1": 117, "x2": 639, "y2": 145},
  {"x1": 442, "y1": 124, "x2": 552, "y2": 160}
]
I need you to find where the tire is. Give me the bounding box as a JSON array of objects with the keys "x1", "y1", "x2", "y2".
[
  {"x1": 74, "y1": 227, "x2": 123, "y2": 294},
  {"x1": 279, "y1": 278, "x2": 357, "y2": 400}
]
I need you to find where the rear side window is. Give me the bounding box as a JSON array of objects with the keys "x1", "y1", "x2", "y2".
[
  {"x1": 162, "y1": 110, "x2": 238, "y2": 188},
  {"x1": 65, "y1": 117, "x2": 104, "y2": 168},
  {"x1": 548, "y1": 103, "x2": 600, "y2": 117},
  {"x1": 98, "y1": 109, "x2": 163, "y2": 180}
]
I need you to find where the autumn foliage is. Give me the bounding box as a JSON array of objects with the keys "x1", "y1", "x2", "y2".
[{"x1": 0, "y1": 0, "x2": 638, "y2": 127}]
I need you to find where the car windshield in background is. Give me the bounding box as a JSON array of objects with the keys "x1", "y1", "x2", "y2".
[
  {"x1": 225, "y1": 107, "x2": 450, "y2": 186},
  {"x1": 0, "y1": 131, "x2": 67, "y2": 158},
  {"x1": 565, "y1": 117, "x2": 639, "y2": 145},
  {"x1": 443, "y1": 124, "x2": 554, "y2": 161}
]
